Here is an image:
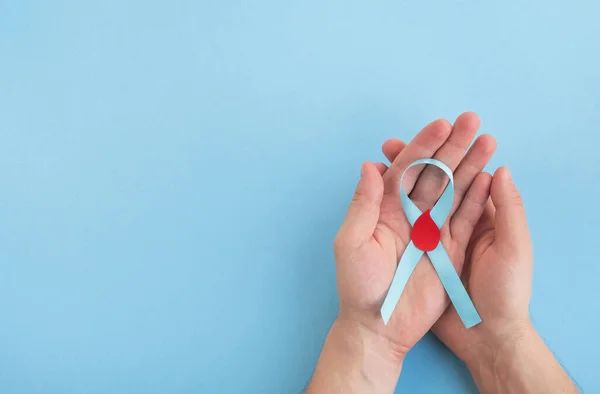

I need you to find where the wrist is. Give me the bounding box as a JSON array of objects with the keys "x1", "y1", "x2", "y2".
[
  {"x1": 463, "y1": 319, "x2": 535, "y2": 370},
  {"x1": 307, "y1": 317, "x2": 404, "y2": 394},
  {"x1": 465, "y1": 321, "x2": 537, "y2": 391},
  {"x1": 334, "y1": 316, "x2": 406, "y2": 370},
  {"x1": 465, "y1": 321, "x2": 576, "y2": 393}
]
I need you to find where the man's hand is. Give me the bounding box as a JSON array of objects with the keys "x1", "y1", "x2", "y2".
[
  {"x1": 379, "y1": 140, "x2": 579, "y2": 393},
  {"x1": 431, "y1": 167, "x2": 534, "y2": 364},
  {"x1": 429, "y1": 167, "x2": 578, "y2": 393},
  {"x1": 307, "y1": 112, "x2": 496, "y2": 393}
]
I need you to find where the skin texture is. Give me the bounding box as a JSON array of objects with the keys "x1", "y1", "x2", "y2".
[{"x1": 306, "y1": 113, "x2": 578, "y2": 393}]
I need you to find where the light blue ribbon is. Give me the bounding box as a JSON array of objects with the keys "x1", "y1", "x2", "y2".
[{"x1": 380, "y1": 158, "x2": 482, "y2": 328}]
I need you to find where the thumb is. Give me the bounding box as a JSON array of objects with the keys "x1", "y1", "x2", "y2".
[
  {"x1": 336, "y1": 162, "x2": 384, "y2": 250},
  {"x1": 490, "y1": 166, "x2": 531, "y2": 255}
]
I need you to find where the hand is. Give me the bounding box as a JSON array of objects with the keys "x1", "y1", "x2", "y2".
[
  {"x1": 428, "y1": 168, "x2": 578, "y2": 393},
  {"x1": 334, "y1": 112, "x2": 496, "y2": 354},
  {"x1": 431, "y1": 167, "x2": 534, "y2": 364}
]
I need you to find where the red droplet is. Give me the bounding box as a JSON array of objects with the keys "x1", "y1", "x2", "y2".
[{"x1": 411, "y1": 209, "x2": 440, "y2": 252}]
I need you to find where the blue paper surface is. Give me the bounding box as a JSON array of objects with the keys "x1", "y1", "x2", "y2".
[{"x1": 1, "y1": 1, "x2": 598, "y2": 393}]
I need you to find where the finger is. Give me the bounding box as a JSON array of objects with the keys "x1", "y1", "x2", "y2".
[
  {"x1": 379, "y1": 139, "x2": 406, "y2": 176},
  {"x1": 374, "y1": 162, "x2": 388, "y2": 175},
  {"x1": 382, "y1": 138, "x2": 407, "y2": 164},
  {"x1": 472, "y1": 198, "x2": 495, "y2": 237},
  {"x1": 409, "y1": 112, "x2": 480, "y2": 207},
  {"x1": 450, "y1": 172, "x2": 493, "y2": 245},
  {"x1": 449, "y1": 134, "x2": 497, "y2": 217},
  {"x1": 490, "y1": 166, "x2": 531, "y2": 254},
  {"x1": 383, "y1": 119, "x2": 452, "y2": 195},
  {"x1": 336, "y1": 162, "x2": 384, "y2": 249},
  {"x1": 464, "y1": 198, "x2": 495, "y2": 262}
]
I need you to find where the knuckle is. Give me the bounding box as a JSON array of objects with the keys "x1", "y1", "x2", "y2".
[
  {"x1": 333, "y1": 232, "x2": 348, "y2": 252},
  {"x1": 334, "y1": 230, "x2": 360, "y2": 255},
  {"x1": 351, "y1": 189, "x2": 367, "y2": 204},
  {"x1": 511, "y1": 192, "x2": 524, "y2": 207}
]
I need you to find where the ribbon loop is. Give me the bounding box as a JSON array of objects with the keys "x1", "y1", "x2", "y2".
[{"x1": 380, "y1": 158, "x2": 481, "y2": 328}]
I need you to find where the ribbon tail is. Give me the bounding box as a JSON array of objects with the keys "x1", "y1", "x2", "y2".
[
  {"x1": 427, "y1": 244, "x2": 482, "y2": 328},
  {"x1": 380, "y1": 242, "x2": 422, "y2": 325}
]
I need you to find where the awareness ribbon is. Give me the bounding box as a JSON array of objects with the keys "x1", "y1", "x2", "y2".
[{"x1": 380, "y1": 158, "x2": 482, "y2": 328}]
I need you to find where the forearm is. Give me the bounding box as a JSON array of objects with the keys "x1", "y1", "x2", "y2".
[
  {"x1": 466, "y1": 325, "x2": 578, "y2": 394},
  {"x1": 306, "y1": 318, "x2": 403, "y2": 394}
]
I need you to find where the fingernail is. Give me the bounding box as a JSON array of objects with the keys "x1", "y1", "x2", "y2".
[
  {"x1": 504, "y1": 167, "x2": 512, "y2": 181},
  {"x1": 360, "y1": 162, "x2": 366, "y2": 178}
]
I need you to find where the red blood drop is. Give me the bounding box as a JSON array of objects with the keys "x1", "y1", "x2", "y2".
[{"x1": 411, "y1": 209, "x2": 440, "y2": 252}]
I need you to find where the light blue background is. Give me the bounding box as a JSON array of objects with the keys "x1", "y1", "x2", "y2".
[{"x1": 1, "y1": 1, "x2": 598, "y2": 393}]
